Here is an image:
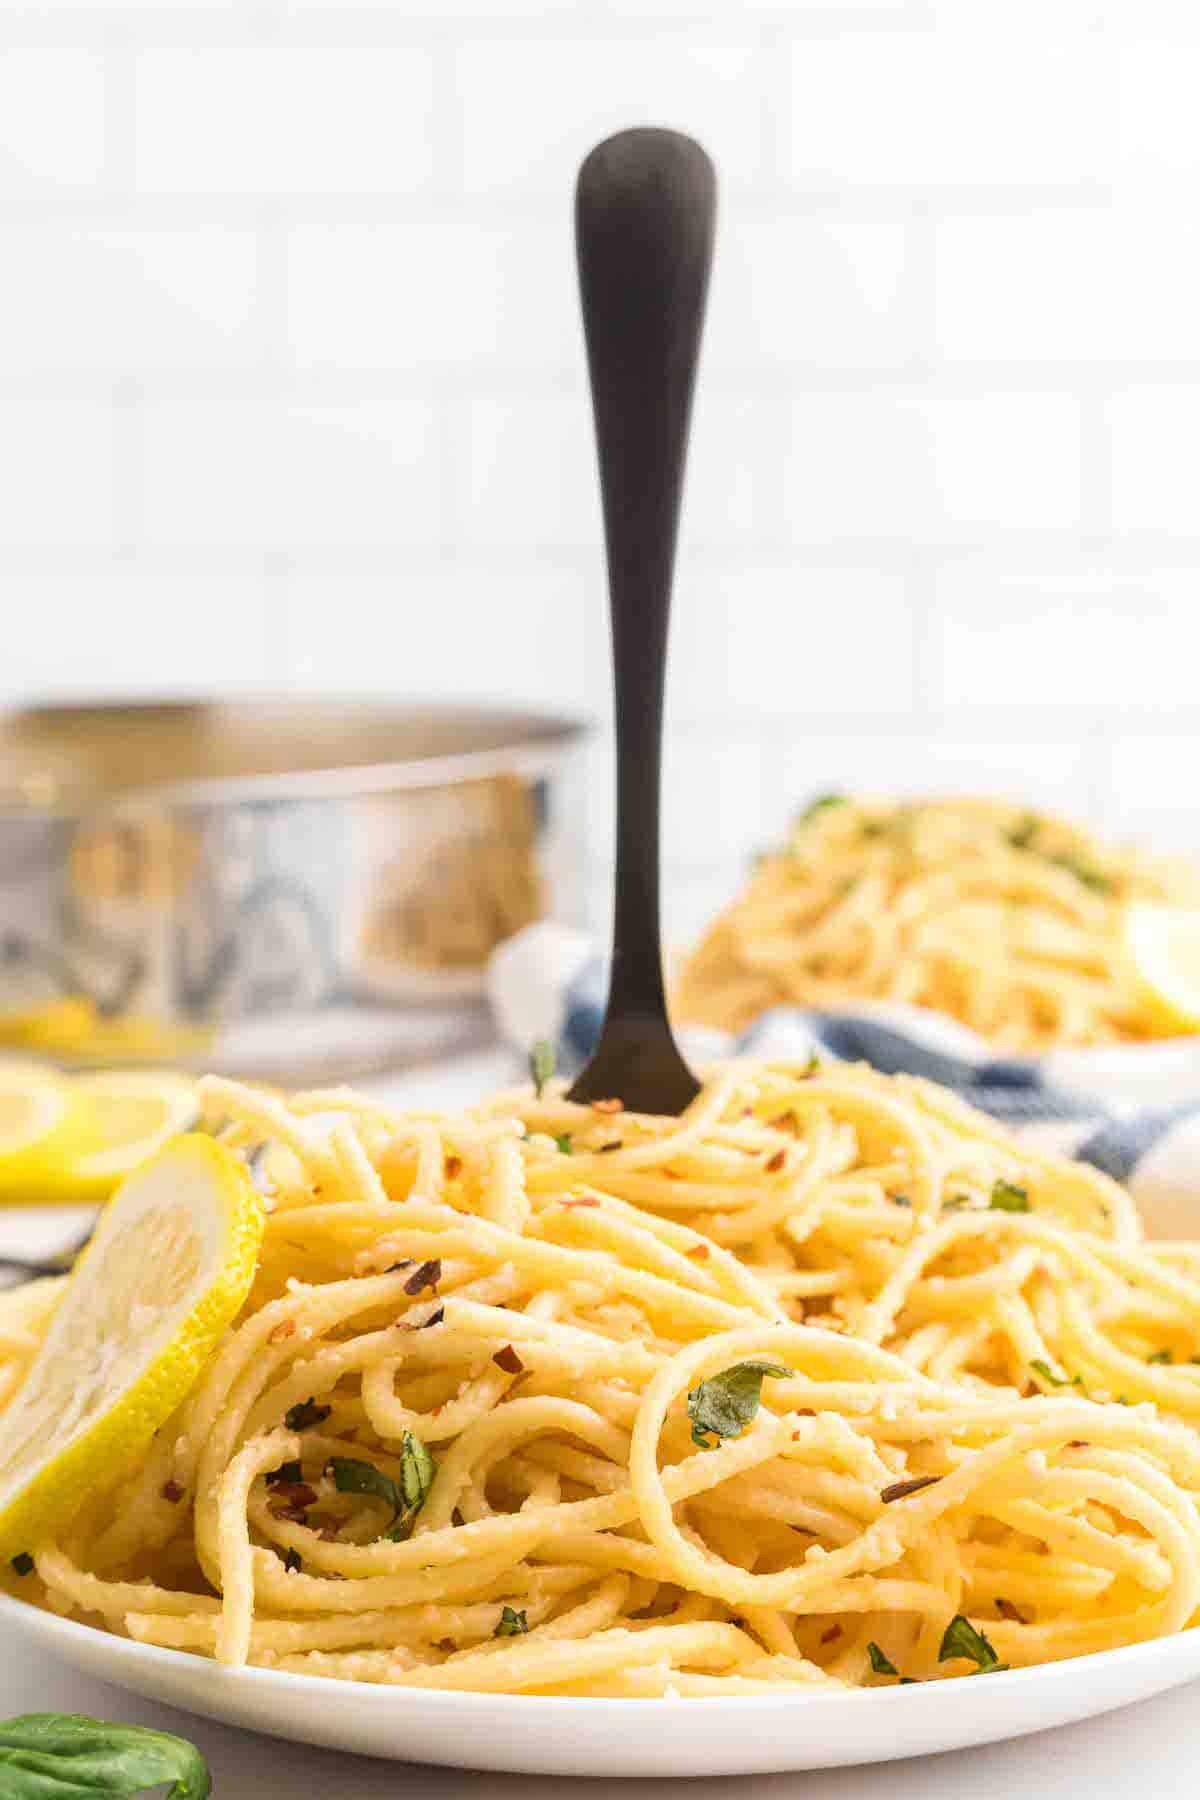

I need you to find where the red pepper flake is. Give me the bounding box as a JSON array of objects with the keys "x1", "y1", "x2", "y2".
[
  {"x1": 271, "y1": 1482, "x2": 318, "y2": 1509},
  {"x1": 445, "y1": 1155, "x2": 463, "y2": 1180},
  {"x1": 268, "y1": 1319, "x2": 296, "y2": 1345},
  {"x1": 591, "y1": 1098, "x2": 624, "y2": 1115},
  {"x1": 434, "y1": 1639, "x2": 458, "y2": 1655},
  {"x1": 1067, "y1": 1439, "x2": 1090, "y2": 1449},
  {"x1": 995, "y1": 1597, "x2": 1027, "y2": 1624},
  {"x1": 419, "y1": 1306, "x2": 445, "y2": 1329},
  {"x1": 269, "y1": 1501, "x2": 311, "y2": 1524},
  {"x1": 493, "y1": 1344, "x2": 525, "y2": 1374},
  {"x1": 561, "y1": 1196, "x2": 600, "y2": 1209},
  {"x1": 161, "y1": 1480, "x2": 185, "y2": 1504},
  {"x1": 770, "y1": 1112, "x2": 800, "y2": 1136},
  {"x1": 880, "y1": 1475, "x2": 941, "y2": 1504},
  {"x1": 403, "y1": 1259, "x2": 441, "y2": 1295},
  {"x1": 764, "y1": 1148, "x2": 788, "y2": 1174},
  {"x1": 597, "y1": 1140, "x2": 623, "y2": 1154},
  {"x1": 820, "y1": 1624, "x2": 843, "y2": 1645},
  {"x1": 687, "y1": 1243, "x2": 711, "y2": 1261}
]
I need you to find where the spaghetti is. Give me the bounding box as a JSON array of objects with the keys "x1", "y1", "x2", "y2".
[
  {"x1": 9, "y1": 1057, "x2": 1200, "y2": 1694},
  {"x1": 673, "y1": 795, "x2": 1200, "y2": 1050}
]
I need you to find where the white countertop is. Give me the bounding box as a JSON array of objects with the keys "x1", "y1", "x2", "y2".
[{"x1": 2, "y1": 1046, "x2": 1198, "y2": 1795}]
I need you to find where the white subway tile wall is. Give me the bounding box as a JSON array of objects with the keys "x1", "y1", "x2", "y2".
[{"x1": 1, "y1": 1, "x2": 1197, "y2": 947}]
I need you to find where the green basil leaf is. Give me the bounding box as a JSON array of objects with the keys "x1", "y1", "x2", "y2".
[
  {"x1": 938, "y1": 1615, "x2": 1007, "y2": 1673},
  {"x1": 529, "y1": 1040, "x2": 556, "y2": 1099},
  {"x1": 494, "y1": 1606, "x2": 529, "y2": 1638},
  {"x1": 989, "y1": 1179, "x2": 1030, "y2": 1213},
  {"x1": 553, "y1": 1134, "x2": 573, "y2": 1155},
  {"x1": 686, "y1": 1361, "x2": 792, "y2": 1451},
  {"x1": 0, "y1": 1713, "x2": 210, "y2": 1799},
  {"x1": 867, "y1": 1642, "x2": 899, "y2": 1676}
]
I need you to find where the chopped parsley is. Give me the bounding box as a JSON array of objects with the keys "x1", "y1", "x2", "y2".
[
  {"x1": 939, "y1": 1613, "x2": 1007, "y2": 1673},
  {"x1": 284, "y1": 1397, "x2": 331, "y2": 1432},
  {"x1": 1030, "y1": 1358, "x2": 1081, "y2": 1390},
  {"x1": 867, "y1": 1641, "x2": 899, "y2": 1676},
  {"x1": 529, "y1": 1039, "x2": 556, "y2": 1098},
  {"x1": 686, "y1": 1360, "x2": 791, "y2": 1451},
  {"x1": 266, "y1": 1459, "x2": 303, "y2": 1489},
  {"x1": 494, "y1": 1606, "x2": 529, "y2": 1637},
  {"x1": 797, "y1": 793, "x2": 846, "y2": 825},
  {"x1": 554, "y1": 1134, "x2": 573, "y2": 1155},
  {"x1": 1006, "y1": 814, "x2": 1041, "y2": 850},
  {"x1": 329, "y1": 1434, "x2": 435, "y2": 1542},
  {"x1": 990, "y1": 1179, "x2": 1030, "y2": 1213},
  {"x1": 1046, "y1": 851, "x2": 1112, "y2": 894}
]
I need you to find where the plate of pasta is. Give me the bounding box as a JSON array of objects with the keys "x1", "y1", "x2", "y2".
[
  {"x1": 2, "y1": 1058, "x2": 1200, "y2": 1776},
  {"x1": 674, "y1": 796, "x2": 1200, "y2": 1072}
]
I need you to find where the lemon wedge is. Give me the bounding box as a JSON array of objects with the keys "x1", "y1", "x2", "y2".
[
  {"x1": 0, "y1": 1135, "x2": 262, "y2": 1562},
  {"x1": 0, "y1": 1067, "x2": 200, "y2": 1205},
  {"x1": 1122, "y1": 904, "x2": 1200, "y2": 1035}
]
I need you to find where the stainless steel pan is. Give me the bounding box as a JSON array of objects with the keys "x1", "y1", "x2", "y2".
[{"x1": 0, "y1": 700, "x2": 584, "y2": 1079}]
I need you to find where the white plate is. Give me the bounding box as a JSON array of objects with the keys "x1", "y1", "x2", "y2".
[{"x1": 3, "y1": 1592, "x2": 1200, "y2": 1777}]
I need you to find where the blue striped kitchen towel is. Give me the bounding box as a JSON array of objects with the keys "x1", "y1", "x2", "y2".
[{"x1": 487, "y1": 922, "x2": 1200, "y2": 1239}]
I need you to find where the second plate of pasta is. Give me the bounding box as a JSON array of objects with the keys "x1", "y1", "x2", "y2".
[{"x1": 674, "y1": 796, "x2": 1200, "y2": 1056}]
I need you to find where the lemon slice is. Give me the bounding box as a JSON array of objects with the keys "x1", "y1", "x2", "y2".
[
  {"x1": 0, "y1": 1063, "x2": 68, "y2": 1158},
  {"x1": 1122, "y1": 904, "x2": 1200, "y2": 1034},
  {"x1": 0, "y1": 1064, "x2": 97, "y2": 1200},
  {"x1": 0, "y1": 1069, "x2": 200, "y2": 1205},
  {"x1": 0, "y1": 1135, "x2": 262, "y2": 1561},
  {"x1": 61, "y1": 1071, "x2": 201, "y2": 1203}
]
